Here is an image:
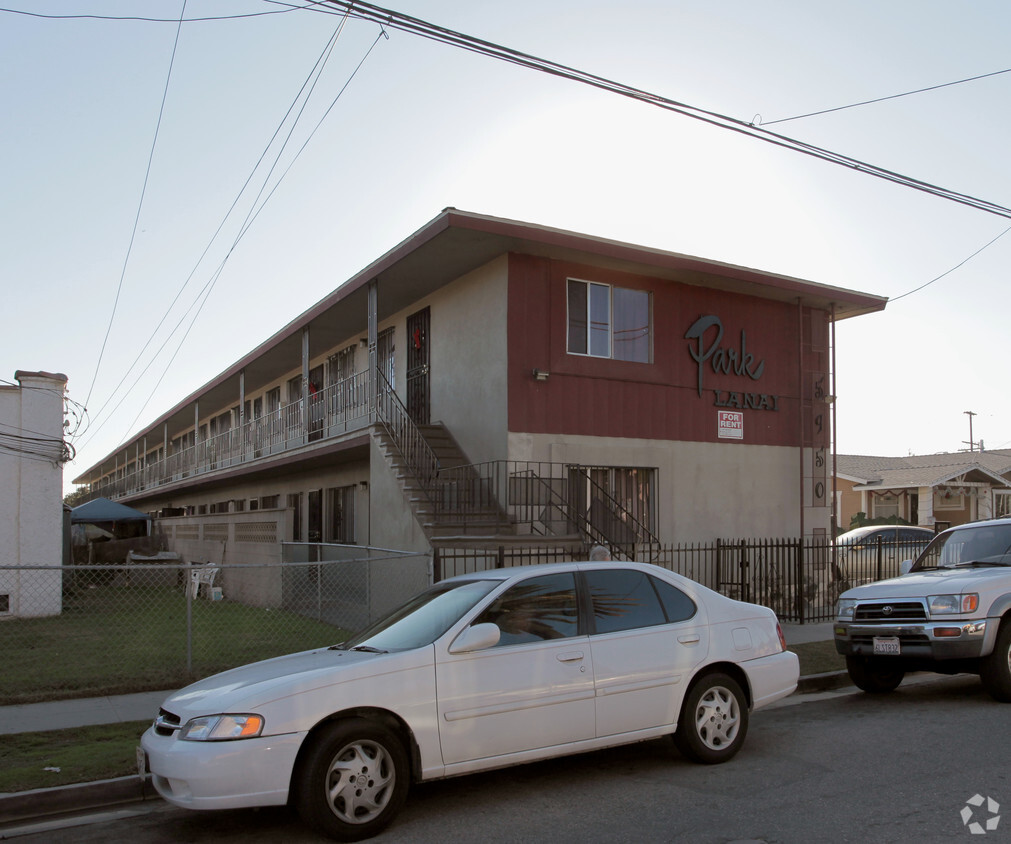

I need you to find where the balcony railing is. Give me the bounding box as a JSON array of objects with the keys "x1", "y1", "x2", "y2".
[{"x1": 87, "y1": 372, "x2": 374, "y2": 501}]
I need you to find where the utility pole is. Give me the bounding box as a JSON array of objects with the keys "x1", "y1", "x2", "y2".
[{"x1": 963, "y1": 410, "x2": 978, "y2": 452}]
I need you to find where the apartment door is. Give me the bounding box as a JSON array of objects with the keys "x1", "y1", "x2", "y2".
[{"x1": 406, "y1": 307, "x2": 430, "y2": 425}]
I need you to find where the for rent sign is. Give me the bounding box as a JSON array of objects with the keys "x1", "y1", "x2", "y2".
[{"x1": 718, "y1": 410, "x2": 744, "y2": 440}]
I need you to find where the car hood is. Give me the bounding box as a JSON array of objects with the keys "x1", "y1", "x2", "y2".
[
  {"x1": 160, "y1": 646, "x2": 431, "y2": 719},
  {"x1": 841, "y1": 566, "x2": 1009, "y2": 600}
]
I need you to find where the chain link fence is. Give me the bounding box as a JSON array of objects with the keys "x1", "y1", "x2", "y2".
[{"x1": 1, "y1": 547, "x2": 429, "y2": 706}]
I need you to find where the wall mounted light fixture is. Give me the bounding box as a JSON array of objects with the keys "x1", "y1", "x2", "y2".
[{"x1": 532, "y1": 369, "x2": 550, "y2": 381}]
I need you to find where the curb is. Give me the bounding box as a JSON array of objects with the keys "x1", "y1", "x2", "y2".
[
  {"x1": 0, "y1": 775, "x2": 155, "y2": 829},
  {"x1": 796, "y1": 670, "x2": 851, "y2": 694}
]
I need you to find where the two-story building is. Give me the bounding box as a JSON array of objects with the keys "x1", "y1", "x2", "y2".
[{"x1": 73, "y1": 209, "x2": 886, "y2": 561}]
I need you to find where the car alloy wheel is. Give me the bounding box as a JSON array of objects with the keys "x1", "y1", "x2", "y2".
[
  {"x1": 674, "y1": 672, "x2": 749, "y2": 764},
  {"x1": 295, "y1": 718, "x2": 409, "y2": 841}
]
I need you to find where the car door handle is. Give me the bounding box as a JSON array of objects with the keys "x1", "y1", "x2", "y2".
[
  {"x1": 677, "y1": 634, "x2": 701, "y2": 645},
  {"x1": 556, "y1": 651, "x2": 584, "y2": 662}
]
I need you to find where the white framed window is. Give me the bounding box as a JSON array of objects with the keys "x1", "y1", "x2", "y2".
[
  {"x1": 567, "y1": 279, "x2": 651, "y2": 363},
  {"x1": 872, "y1": 493, "x2": 900, "y2": 520},
  {"x1": 934, "y1": 490, "x2": 964, "y2": 511}
]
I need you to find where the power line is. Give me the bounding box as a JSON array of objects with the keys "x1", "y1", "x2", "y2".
[
  {"x1": 758, "y1": 66, "x2": 1011, "y2": 126},
  {"x1": 890, "y1": 225, "x2": 1011, "y2": 302},
  {"x1": 81, "y1": 10, "x2": 353, "y2": 446},
  {"x1": 82, "y1": 0, "x2": 189, "y2": 414},
  {"x1": 313, "y1": 0, "x2": 1011, "y2": 222}
]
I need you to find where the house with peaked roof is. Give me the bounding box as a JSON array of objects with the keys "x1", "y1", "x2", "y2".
[
  {"x1": 836, "y1": 450, "x2": 1011, "y2": 532},
  {"x1": 72, "y1": 209, "x2": 886, "y2": 566}
]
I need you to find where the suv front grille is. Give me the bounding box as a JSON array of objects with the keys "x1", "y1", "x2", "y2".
[{"x1": 854, "y1": 601, "x2": 927, "y2": 622}]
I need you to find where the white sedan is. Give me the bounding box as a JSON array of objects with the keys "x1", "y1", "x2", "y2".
[{"x1": 141, "y1": 561, "x2": 798, "y2": 841}]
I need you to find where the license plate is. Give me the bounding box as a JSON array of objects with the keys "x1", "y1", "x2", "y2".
[{"x1": 873, "y1": 636, "x2": 900, "y2": 655}]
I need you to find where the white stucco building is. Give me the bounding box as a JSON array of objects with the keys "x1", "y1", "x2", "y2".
[{"x1": 0, "y1": 370, "x2": 69, "y2": 617}]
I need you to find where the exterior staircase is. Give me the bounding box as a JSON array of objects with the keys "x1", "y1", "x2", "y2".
[{"x1": 374, "y1": 423, "x2": 517, "y2": 540}]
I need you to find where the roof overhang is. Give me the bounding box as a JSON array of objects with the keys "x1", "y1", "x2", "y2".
[{"x1": 75, "y1": 209, "x2": 887, "y2": 483}]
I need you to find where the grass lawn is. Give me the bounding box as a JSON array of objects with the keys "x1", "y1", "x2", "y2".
[
  {"x1": 790, "y1": 640, "x2": 845, "y2": 675},
  {"x1": 3, "y1": 586, "x2": 350, "y2": 706},
  {"x1": 0, "y1": 721, "x2": 151, "y2": 794}
]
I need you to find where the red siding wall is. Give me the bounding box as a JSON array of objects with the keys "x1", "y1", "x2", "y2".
[{"x1": 507, "y1": 253, "x2": 828, "y2": 449}]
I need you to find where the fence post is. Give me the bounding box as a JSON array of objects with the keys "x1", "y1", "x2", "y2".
[
  {"x1": 795, "y1": 538, "x2": 805, "y2": 624},
  {"x1": 497, "y1": 546, "x2": 505, "y2": 569},
  {"x1": 433, "y1": 547, "x2": 441, "y2": 583},
  {"x1": 875, "y1": 535, "x2": 883, "y2": 582},
  {"x1": 716, "y1": 538, "x2": 723, "y2": 592},
  {"x1": 739, "y1": 540, "x2": 749, "y2": 602},
  {"x1": 185, "y1": 560, "x2": 193, "y2": 673}
]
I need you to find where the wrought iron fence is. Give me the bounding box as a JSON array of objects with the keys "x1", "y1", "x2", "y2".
[
  {"x1": 0, "y1": 547, "x2": 428, "y2": 706},
  {"x1": 435, "y1": 536, "x2": 848, "y2": 624}
]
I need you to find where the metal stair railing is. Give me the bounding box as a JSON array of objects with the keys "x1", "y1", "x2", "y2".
[
  {"x1": 373, "y1": 370, "x2": 441, "y2": 508},
  {"x1": 436, "y1": 461, "x2": 661, "y2": 556}
]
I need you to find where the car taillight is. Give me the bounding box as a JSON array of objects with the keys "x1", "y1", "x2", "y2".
[{"x1": 776, "y1": 622, "x2": 788, "y2": 652}]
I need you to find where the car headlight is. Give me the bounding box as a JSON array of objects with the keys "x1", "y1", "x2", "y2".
[
  {"x1": 179, "y1": 714, "x2": 265, "y2": 741},
  {"x1": 928, "y1": 593, "x2": 979, "y2": 615},
  {"x1": 836, "y1": 598, "x2": 857, "y2": 621}
]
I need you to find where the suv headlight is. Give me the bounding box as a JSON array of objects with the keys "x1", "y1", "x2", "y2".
[
  {"x1": 179, "y1": 713, "x2": 264, "y2": 741},
  {"x1": 928, "y1": 593, "x2": 979, "y2": 615},
  {"x1": 836, "y1": 598, "x2": 857, "y2": 621}
]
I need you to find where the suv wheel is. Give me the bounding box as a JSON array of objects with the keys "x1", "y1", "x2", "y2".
[
  {"x1": 846, "y1": 656, "x2": 904, "y2": 694},
  {"x1": 981, "y1": 619, "x2": 1011, "y2": 702}
]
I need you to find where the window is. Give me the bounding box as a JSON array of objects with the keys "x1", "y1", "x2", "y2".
[
  {"x1": 996, "y1": 491, "x2": 1011, "y2": 520},
  {"x1": 567, "y1": 279, "x2": 651, "y2": 363},
  {"x1": 260, "y1": 495, "x2": 279, "y2": 509},
  {"x1": 474, "y1": 573, "x2": 579, "y2": 646},
  {"x1": 325, "y1": 485, "x2": 355, "y2": 543},
  {"x1": 652, "y1": 578, "x2": 697, "y2": 623},
  {"x1": 585, "y1": 569, "x2": 666, "y2": 634},
  {"x1": 872, "y1": 493, "x2": 900, "y2": 520},
  {"x1": 583, "y1": 570, "x2": 696, "y2": 632},
  {"x1": 570, "y1": 465, "x2": 656, "y2": 545}
]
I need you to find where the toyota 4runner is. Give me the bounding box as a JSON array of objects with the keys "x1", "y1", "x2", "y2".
[{"x1": 834, "y1": 518, "x2": 1011, "y2": 701}]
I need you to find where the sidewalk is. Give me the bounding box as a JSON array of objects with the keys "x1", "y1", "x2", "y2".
[{"x1": 0, "y1": 690, "x2": 169, "y2": 736}]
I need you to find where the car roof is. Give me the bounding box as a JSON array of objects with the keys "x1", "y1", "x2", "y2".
[
  {"x1": 441, "y1": 559, "x2": 667, "y2": 584},
  {"x1": 836, "y1": 525, "x2": 932, "y2": 541},
  {"x1": 942, "y1": 517, "x2": 1011, "y2": 534}
]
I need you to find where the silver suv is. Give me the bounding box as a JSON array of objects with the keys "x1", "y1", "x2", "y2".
[{"x1": 834, "y1": 518, "x2": 1011, "y2": 701}]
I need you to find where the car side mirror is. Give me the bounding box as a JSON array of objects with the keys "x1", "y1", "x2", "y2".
[
  {"x1": 899, "y1": 559, "x2": 913, "y2": 575},
  {"x1": 449, "y1": 622, "x2": 501, "y2": 654}
]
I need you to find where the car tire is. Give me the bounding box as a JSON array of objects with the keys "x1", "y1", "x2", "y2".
[
  {"x1": 673, "y1": 672, "x2": 749, "y2": 764},
  {"x1": 293, "y1": 717, "x2": 410, "y2": 842},
  {"x1": 845, "y1": 656, "x2": 904, "y2": 694},
  {"x1": 980, "y1": 618, "x2": 1011, "y2": 702}
]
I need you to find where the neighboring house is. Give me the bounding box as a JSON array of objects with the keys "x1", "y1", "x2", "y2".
[
  {"x1": 836, "y1": 451, "x2": 1011, "y2": 532},
  {"x1": 73, "y1": 209, "x2": 885, "y2": 560},
  {"x1": 0, "y1": 370, "x2": 70, "y2": 617}
]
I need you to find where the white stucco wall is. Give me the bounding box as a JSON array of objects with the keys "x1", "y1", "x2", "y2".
[
  {"x1": 383, "y1": 256, "x2": 510, "y2": 466},
  {"x1": 0, "y1": 371, "x2": 67, "y2": 617},
  {"x1": 509, "y1": 432, "x2": 805, "y2": 543}
]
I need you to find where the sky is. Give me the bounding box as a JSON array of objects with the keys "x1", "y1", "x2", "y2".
[{"x1": 3, "y1": 0, "x2": 1010, "y2": 494}]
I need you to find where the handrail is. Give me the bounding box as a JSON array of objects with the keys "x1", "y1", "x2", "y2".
[{"x1": 373, "y1": 369, "x2": 441, "y2": 506}]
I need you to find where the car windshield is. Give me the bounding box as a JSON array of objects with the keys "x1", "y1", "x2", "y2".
[
  {"x1": 337, "y1": 578, "x2": 502, "y2": 652},
  {"x1": 912, "y1": 524, "x2": 1011, "y2": 570}
]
